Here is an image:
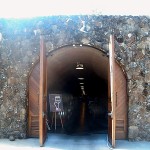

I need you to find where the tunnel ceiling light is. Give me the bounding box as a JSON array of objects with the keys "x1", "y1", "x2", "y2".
[
  {"x1": 76, "y1": 62, "x2": 84, "y2": 70},
  {"x1": 79, "y1": 83, "x2": 84, "y2": 85},
  {"x1": 81, "y1": 88, "x2": 86, "y2": 95},
  {"x1": 78, "y1": 78, "x2": 84, "y2": 80},
  {"x1": 81, "y1": 86, "x2": 84, "y2": 89},
  {"x1": 82, "y1": 90, "x2": 86, "y2": 95}
]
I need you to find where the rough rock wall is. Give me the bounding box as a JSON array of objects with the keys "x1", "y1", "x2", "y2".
[{"x1": 0, "y1": 15, "x2": 149, "y2": 141}]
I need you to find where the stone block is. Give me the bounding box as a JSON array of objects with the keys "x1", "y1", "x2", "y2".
[
  {"x1": 129, "y1": 126, "x2": 139, "y2": 140},
  {"x1": 147, "y1": 117, "x2": 150, "y2": 123},
  {"x1": 8, "y1": 77, "x2": 16, "y2": 85},
  {"x1": 146, "y1": 103, "x2": 150, "y2": 111},
  {"x1": 9, "y1": 135, "x2": 15, "y2": 141},
  {"x1": 145, "y1": 73, "x2": 150, "y2": 82}
]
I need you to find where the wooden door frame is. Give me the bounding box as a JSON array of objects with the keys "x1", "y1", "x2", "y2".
[
  {"x1": 108, "y1": 34, "x2": 116, "y2": 147},
  {"x1": 39, "y1": 35, "x2": 47, "y2": 146}
]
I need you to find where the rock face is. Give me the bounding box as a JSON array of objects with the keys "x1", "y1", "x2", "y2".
[
  {"x1": 129, "y1": 126, "x2": 139, "y2": 141},
  {"x1": 9, "y1": 135, "x2": 15, "y2": 141},
  {"x1": 0, "y1": 15, "x2": 150, "y2": 141}
]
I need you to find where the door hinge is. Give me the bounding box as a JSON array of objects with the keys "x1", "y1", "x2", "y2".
[
  {"x1": 42, "y1": 112, "x2": 45, "y2": 118},
  {"x1": 108, "y1": 111, "x2": 113, "y2": 118}
]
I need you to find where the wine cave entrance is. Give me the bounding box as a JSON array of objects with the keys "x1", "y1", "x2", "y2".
[
  {"x1": 28, "y1": 45, "x2": 127, "y2": 140},
  {"x1": 46, "y1": 45, "x2": 108, "y2": 135}
]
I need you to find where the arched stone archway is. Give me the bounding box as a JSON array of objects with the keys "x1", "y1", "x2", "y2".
[{"x1": 28, "y1": 44, "x2": 127, "y2": 142}]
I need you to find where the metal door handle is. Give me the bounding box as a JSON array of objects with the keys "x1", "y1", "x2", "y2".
[{"x1": 108, "y1": 112, "x2": 113, "y2": 118}]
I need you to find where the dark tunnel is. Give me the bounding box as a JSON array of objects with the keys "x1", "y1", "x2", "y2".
[{"x1": 46, "y1": 45, "x2": 109, "y2": 134}]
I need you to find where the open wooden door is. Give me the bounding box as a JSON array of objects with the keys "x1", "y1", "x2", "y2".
[
  {"x1": 108, "y1": 34, "x2": 116, "y2": 148},
  {"x1": 39, "y1": 35, "x2": 47, "y2": 146}
]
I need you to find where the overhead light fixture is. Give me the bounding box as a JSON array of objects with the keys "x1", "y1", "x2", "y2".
[
  {"x1": 78, "y1": 77, "x2": 84, "y2": 80},
  {"x1": 81, "y1": 88, "x2": 86, "y2": 95},
  {"x1": 82, "y1": 90, "x2": 85, "y2": 95},
  {"x1": 80, "y1": 86, "x2": 84, "y2": 89},
  {"x1": 76, "y1": 62, "x2": 84, "y2": 70},
  {"x1": 80, "y1": 83, "x2": 84, "y2": 85}
]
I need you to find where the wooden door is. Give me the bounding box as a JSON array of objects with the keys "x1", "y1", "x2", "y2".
[
  {"x1": 39, "y1": 35, "x2": 47, "y2": 146},
  {"x1": 28, "y1": 63, "x2": 40, "y2": 137},
  {"x1": 108, "y1": 34, "x2": 116, "y2": 148},
  {"x1": 115, "y1": 62, "x2": 127, "y2": 140}
]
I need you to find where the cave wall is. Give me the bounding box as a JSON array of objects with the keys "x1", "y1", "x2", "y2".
[{"x1": 0, "y1": 15, "x2": 150, "y2": 141}]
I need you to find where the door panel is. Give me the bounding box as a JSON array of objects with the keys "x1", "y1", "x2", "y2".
[
  {"x1": 39, "y1": 35, "x2": 47, "y2": 146},
  {"x1": 108, "y1": 34, "x2": 116, "y2": 148},
  {"x1": 108, "y1": 35, "x2": 128, "y2": 146},
  {"x1": 28, "y1": 63, "x2": 40, "y2": 137},
  {"x1": 115, "y1": 62, "x2": 127, "y2": 139}
]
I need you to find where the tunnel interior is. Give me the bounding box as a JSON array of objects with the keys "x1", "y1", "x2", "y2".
[{"x1": 47, "y1": 45, "x2": 109, "y2": 134}]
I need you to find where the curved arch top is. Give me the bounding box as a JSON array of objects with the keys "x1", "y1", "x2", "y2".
[{"x1": 46, "y1": 45, "x2": 109, "y2": 90}]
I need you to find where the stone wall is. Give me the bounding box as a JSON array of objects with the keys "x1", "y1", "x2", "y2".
[{"x1": 0, "y1": 15, "x2": 150, "y2": 141}]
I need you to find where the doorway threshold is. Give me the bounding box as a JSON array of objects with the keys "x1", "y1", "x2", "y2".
[{"x1": 45, "y1": 133, "x2": 108, "y2": 149}]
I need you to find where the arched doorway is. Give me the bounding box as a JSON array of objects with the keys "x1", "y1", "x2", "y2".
[{"x1": 28, "y1": 44, "x2": 127, "y2": 146}]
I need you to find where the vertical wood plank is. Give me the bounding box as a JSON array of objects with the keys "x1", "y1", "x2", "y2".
[
  {"x1": 108, "y1": 34, "x2": 116, "y2": 148},
  {"x1": 39, "y1": 35, "x2": 47, "y2": 146}
]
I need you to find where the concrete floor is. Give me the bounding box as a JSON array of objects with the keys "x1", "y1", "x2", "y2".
[{"x1": 0, "y1": 134, "x2": 150, "y2": 150}]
